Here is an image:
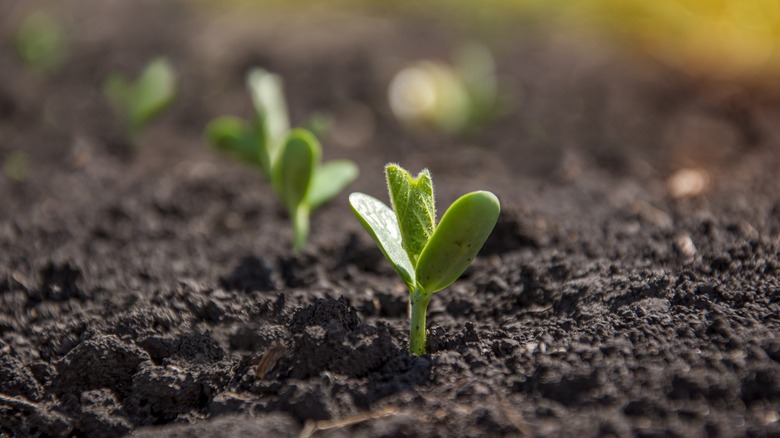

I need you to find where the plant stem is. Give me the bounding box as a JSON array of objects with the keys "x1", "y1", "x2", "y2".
[
  {"x1": 409, "y1": 287, "x2": 431, "y2": 355},
  {"x1": 292, "y1": 205, "x2": 310, "y2": 251}
]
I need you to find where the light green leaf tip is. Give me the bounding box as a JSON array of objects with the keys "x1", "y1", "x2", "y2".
[
  {"x1": 416, "y1": 190, "x2": 500, "y2": 293},
  {"x1": 247, "y1": 68, "x2": 290, "y2": 161},
  {"x1": 386, "y1": 164, "x2": 436, "y2": 266},
  {"x1": 349, "y1": 192, "x2": 415, "y2": 289},
  {"x1": 130, "y1": 57, "x2": 177, "y2": 131},
  {"x1": 308, "y1": 160, "x2": 359, "y2": 210}
]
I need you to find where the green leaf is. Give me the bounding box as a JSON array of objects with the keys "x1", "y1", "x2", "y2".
[
  {"x1": 308, "y1": 160, "x2": 359, "y2": 210},
  {"x1": 15, "y1": 11, "x2": 69, "y2": 74},
  {"x1": 129, "y1": 58, "x2": 177, "y2": 132},
  {"x1": 205, "y1": 116, "x2": 251, "y2": 159},
  {"x1": 205, "y1": 116, "x2": 271, "y2": 172},
  {"x1": 416, "y1": 191, "x2": 500, "y2": 293},
  {"x1": 349, "y1": 192, "x2": 415, "y2": 289},
  {"x1": 272, "y1": 129, "x2": 319, "y2": 215},
  {"x1": 386, "y1": 164, "x2": 436, "y2": 266},
  {"x1": 247, "y1": 68, "x2": 290, "y2": 162}
]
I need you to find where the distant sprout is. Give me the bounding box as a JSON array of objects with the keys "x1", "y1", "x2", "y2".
[
  {"x1": 389, "y1": 43, "x2": 497, "y2": 135},
  {"x1": 14, "y1": 11, "x2": 69, "y2": 74},
  {"x1": 350, "y1": 164, "x2": 500, "y2": 355},
  {"x1": 102, "y1": 58, "x2": 177, "y2": 144},
  {"x1": 206, "y1": 68, "x2": 290, "y2": 176},
  {"x1": 454, "y1": 43, "x2": 498, "y2": 128},
  {"x1": 3, "y1": 151, "x2": 30, "y2": 182},
  {"x1": 205, "y1": 68, "x2": 358, "y2": 251},
  {"x1": 247, "y1": 67, "x2": 290, "y2": 168}
]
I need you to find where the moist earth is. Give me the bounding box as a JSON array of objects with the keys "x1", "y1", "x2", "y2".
[{"x1": 1, "y1": 1, "x2": 779, "y2": 437}]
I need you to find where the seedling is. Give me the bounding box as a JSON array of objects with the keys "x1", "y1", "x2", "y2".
[
  {"x1": 103, "y1": 58, "x2": 177, "y2": 144},
  {"x1": 274, "y1": 129, "x2": 358, "y2": 250},
  {"x1": 205, "y1": 68, "x2": 290, "y2": 176},
  {"x1": 206, "y1": 68, "x2": 358, "y2": 250},
  {"x1": 350, "y1": 164, "x2": 500, "y2": 355},
  {"x1": 14, "y1": 11, "x2": 69, "y2": 75},
  {"x1": 388, "y1": 43, "x2": 497, "y2": 135}
]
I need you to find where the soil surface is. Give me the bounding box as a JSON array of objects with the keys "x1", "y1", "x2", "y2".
[{"x1": 1, "y1": 1, "x2": 780, "y2": 437}]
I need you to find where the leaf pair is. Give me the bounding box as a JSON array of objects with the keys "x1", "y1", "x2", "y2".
[
  {"x1": 350, "y1": 164, "x2": 500, "y2": 295},
  {"x1": 103, "y1": 58, "x2": 177, "y2": 141},
  {"x1": 205, "y1": 68, "x2": 358, "y2": 250}
]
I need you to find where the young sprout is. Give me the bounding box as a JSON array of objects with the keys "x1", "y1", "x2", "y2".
[
  {"x1": 14, "y1": 11, "x2": 69, "y2": 75},
  {"x1": 102, "y1": 58, "x2": 177, "y2": 144},
  {"x1": 388, "y1": 43, "x2": 497, "y2": 135},
  {"x1": 349, "y1": 164, "x2": 500, "y2": 355},
  {"x1": 205, "y1": 68, "x2": 358, "y2": 250},
  {"x1": 205, "y1": 68, "x2": 290, "y2": 177},
  {"x1": 274, "y1": 129, "x2": 358, "y2": 250}
]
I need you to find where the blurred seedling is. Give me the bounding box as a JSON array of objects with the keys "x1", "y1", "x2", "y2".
[
  {"x1": 3, "y1": 151, "x2": 30, "y2": 182},
  {"x1": 206, "y1": 68, "x2": 290, "y2": 176},
  {"x1": 206, "y1": 68, "x2": 358, "y2": 251},
  {"x1": 102, "y1": 58, "x2": 177, "y2": 145},
  {"x1": 389, "y1": 43, "x2": 498, "y2": 135},
  {"x1": 350, "y1": 164, "x2": 500, "y2": 355},
  {"x1": 14, "y1": 11, "x2": 69, "y2": 75}
]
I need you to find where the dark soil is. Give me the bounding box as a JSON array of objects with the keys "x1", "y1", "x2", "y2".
[{"x1": 2, "y1": 1, "x2": 780, "y2": 437}]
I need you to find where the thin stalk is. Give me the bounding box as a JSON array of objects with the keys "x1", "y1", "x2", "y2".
[
  {"x1": 409, "y1": 287, "x2": 431, "y2": 355},
  {"x1": 292, "y1": 205, "x2": 310, "y2": 251}
]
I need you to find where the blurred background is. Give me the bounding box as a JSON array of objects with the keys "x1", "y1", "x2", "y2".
[
  {"x1": 184, "y1": 0, "x2": 780, "y2": 83},
  {"x1": 1, "y1": 0, "x2": 779, "y2": 203}
]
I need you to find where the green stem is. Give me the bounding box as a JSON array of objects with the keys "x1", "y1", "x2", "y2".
[
  {"x1": 409, "y1": 287, "x2": 431, "y2": 355},
  {"x1": 292, "y1": 205, "x2": 310, "y2": 251}
]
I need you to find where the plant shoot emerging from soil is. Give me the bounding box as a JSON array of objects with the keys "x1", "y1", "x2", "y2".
[
  {"x1": 14, "y1": 11, "x2": 69, "y2": 75},
  {"x1": 102, "y1": 57, "x2": 177, "y2": 144},
  {"x1": 350, "y1": 164, "x2": 500, "y2": 355},
  {"x1": 389, "y1": 43, "x2": 497, "y2": 135},
  {"x1": 206, "y1": 68, "x2": 358, "y2": 251}
]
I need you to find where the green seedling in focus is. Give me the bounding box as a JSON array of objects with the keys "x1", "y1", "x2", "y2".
[
  {"x1": 388, "y1": 43, "x2": 498, "y2": 135},
  {"x1": 206, "y1": 68, "x2": 358, "y2": 251},
  {"x1": 349, "y1": 164, "x2": 500, "y2": 355},
  {"x1": 15, "y1": 11, "x2": 69, "y2": 75},
  {"x1": 103, "y1": 58, "x2": 177, "y2": 144}
]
